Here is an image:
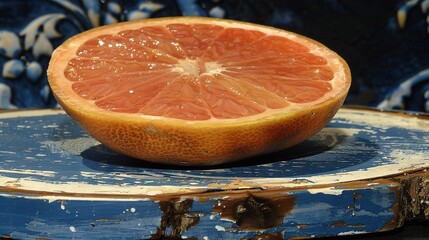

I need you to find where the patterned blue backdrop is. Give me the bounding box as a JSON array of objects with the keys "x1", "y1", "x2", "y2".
[{"x1": 0, "y1": 0, "x2": 428, "y2": 112}]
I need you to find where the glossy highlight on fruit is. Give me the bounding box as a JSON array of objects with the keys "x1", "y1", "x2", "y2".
[{"x1": 48, "y1": 17, "x2": 351, "y2": 166}]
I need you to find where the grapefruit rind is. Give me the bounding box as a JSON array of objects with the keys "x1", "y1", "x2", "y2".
[{"x1": 48, "y1": 17, "x2": 351, "y2": 166}]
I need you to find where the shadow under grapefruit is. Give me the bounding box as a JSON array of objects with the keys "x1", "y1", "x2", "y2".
[{"x1": 80, "y1": 128, "x2": 378, "y2": 178}]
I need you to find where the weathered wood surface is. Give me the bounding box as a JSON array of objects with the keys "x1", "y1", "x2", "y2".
[{"x1": 0, "y1": 107, "x2": 428, "y2": 239}]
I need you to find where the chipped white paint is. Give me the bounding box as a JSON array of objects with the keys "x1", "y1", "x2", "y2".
[
  {"x1": 0, "y1": 109, "x2": 62, "y2": 119},
  {"x1": 253, "y1": 150, "x2": 428, "y2": 188},
  {"x1": 0, "y1": 150, "x2": 17, "y2": 154},
  {"x1": 0, "y1": 169, "x2": 56, "y2": 177},
  {"x1": 0, "y1": 108, "x2": 428, "y2": 200},
  {"x1": 215, "y1": 225, "x2": 225, "y2": 231},
  {"x1": 80, "y1": 170, "x2": 168, "y2": 181},
  {"x1": 337, "y1": 109, "x2": 429, "y2": 131},
  {"x1": 0, "y1": 174, "x2": 206, "y2": 198},
  {"x1": 42, "y1": 123, "x2": 60, "y2": 128},
  {"x1": 0, "y1": 150, "x2": 421, "y2": 197},
  {"x1": 307, "y1": 187, "x2": 344, "y2": 195},
  {"x1": 337, "y1": 230, "x2": 368, "y2": 236}
]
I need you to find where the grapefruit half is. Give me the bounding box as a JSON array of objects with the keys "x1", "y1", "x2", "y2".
[{"x1": 48, "y1": 17, "x2": 351, "y2": 166}]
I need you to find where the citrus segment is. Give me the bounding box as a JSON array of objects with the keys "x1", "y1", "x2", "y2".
[
  {"x1": 140, "y1": 75, "x2": 212, "y2": 120},
  {"x1": 166, "y1": 23, "x2": 224, "y2": 58},
  {"x1": 48, "y1": 17, "x2": 351, "y2": 165},
  {"x1": 119, "y1": 27, "x2": 186, "y2": 59},
  {"x1": 65, "y1": 23, "x2": 336, "y2": 119}
]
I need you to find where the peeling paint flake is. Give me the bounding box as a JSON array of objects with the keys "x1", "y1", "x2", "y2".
[
  {"x1": 215, "y1": 225, "x2": 225, "y2": 231},
  {"x1": 0, "y1": 150, "x2": 17, "y2": 154},
  {"x1": 339, "y1": 109, "x2": 427, "y2": 131},
  {"x1": 308, "y1": 187, "x2": 344, "y2": 195},
  {"x1": 0, "y1": 169, "x2": 56, "y2": 177},
  {"x1": 42, "y1": 123, "x2": 59, "y2": 128},
  {"x1": 337, "y1": 230, "x2": 368, "y2": 236}
]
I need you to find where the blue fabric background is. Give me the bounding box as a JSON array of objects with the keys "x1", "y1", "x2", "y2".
[{"x1": 0, "y1": 0, "x2": 428, "y2": 112}]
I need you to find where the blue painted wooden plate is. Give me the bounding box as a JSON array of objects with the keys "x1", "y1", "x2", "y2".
[{"x1": 0, "y1": 107, "x2": 428, "y2": 239}]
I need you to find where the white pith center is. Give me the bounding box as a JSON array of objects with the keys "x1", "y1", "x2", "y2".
[{"x1": 172, "y1": 58, "x2": 224, "y2": 76}]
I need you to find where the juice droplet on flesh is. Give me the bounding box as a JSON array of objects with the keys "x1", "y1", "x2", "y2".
[{"x1": 65, "y1": 24, "x2": 334, "y2": 120}]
